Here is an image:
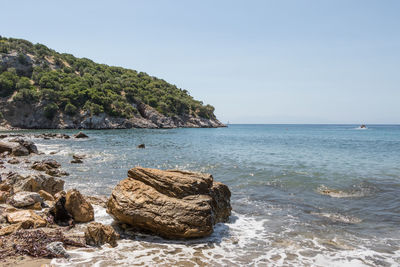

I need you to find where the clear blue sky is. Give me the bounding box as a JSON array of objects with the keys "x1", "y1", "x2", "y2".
[{"x1": 2, "y1": 0, "x2": 400, "y2": 123}]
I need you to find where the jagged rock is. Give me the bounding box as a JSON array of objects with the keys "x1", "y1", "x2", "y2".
[
  {"x1": 137, "y1": 144, "x2": 145, "y2": 149},
  {"x1": 65, "y1": 189, "x2": 94, "y2": 223},
  {"x1": 7, "y1": 158, "x2": 20, "y2": 164},
  {"x1": 0, "y1": 222, "x2": 23, "y2": 236},
  {"x1": 107, "y1": 167, "x2": 231, "y2": 239},
  {"x1": 84, "y1": 222, "x2": 119, "y2": 247},
  {"x1": 38, "y1": 190, "x2": 54, "y2": 201},
  {"x1": 11, "y1": 145, "x2": 29, "y2": 156},
  {"x1": 48, "y1": 196, "x2": 73, "y2": 226},
  {"x1": 9, "y1": 138, "x2": 38, "y2": 154},
  {"x1": 12, "y1": 174, "x2": 64, "y2": 195},
  {"x1": 31, "y1": 159, "x2": 61, "y2": 171},
  {"x1": 0, "y1": 141, "x2": 14, "y2": 153},
  {"x1": 74, "y1": 132, "x2": 88, "y2": 138},
  {"x1": 6, "y1": 210, "x2": 47, "y2": 228},
  {"x1": 9, "y1": 191, "x2": 43, "y2": 208}
]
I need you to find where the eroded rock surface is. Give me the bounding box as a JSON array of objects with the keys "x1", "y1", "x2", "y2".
[
  {"x1": 65, "y1": 189, "x2": 94, "y2": 223},
  {"x1": 85, "y1": 222, "x2": 119, "y2": 247},
  {"x1": 107, "y1": 167, "x2": 231, "y2": 239}
]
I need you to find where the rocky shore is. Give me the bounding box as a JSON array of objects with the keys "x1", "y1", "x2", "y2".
[{"x1": 0, "y1": 132, "x2": 231, "y2": 265}]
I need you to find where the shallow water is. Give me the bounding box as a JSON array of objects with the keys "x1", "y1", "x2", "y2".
[{"x1": 3, "y1": 124, "x2": 400, "y2": 266}]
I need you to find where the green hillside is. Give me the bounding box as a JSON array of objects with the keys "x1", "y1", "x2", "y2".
[{"x1": 0, "y1": 37, "x2": 216, "y2": 120}]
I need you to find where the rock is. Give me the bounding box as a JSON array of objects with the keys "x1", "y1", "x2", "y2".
[
  {"x1": 11, "y1": 145, "x2": 30, "y2": 156},
  {"x1": 74, "y1": 132, "x2": 88, "y2": 138},
  {"x1": 12, "y1": 174, "x2": 64, "y2": 195},
  {"x1": 65, "y1": 189, "x2": 94, "y2": 223},
  {"x1": 70, "y1": 159, "x2": 83, "y2": 164},
  {"x1": 0, "y1": 190, "x2": 10, "y2": 203},
  {"x1": 31, "y1": 159, "x2": 61, "y2": 171},
  {"x1": 27, "y1": 201, "x2": 42, "y2": 210},
  {"x1": 72, "y1": 154, "x2": 86, "y2": 160},
  {"x1": 46, "y1": 242, "x2": 70, "y2": 258},
  {"x1": 7, "y1": 158, "x2": 20, "y2": 164},
  {"x1": 0, "y1": 141, "x2": 14, "y2": 153},
  {"x1": 137, "y1": 144, "x2": 145, "y2": 149},
  {"x1": 38, "y1": 190, "x2": 55, "y2": 201},
  {"x1": 9, "y1": 138, "x2": 38, "y2": 154},
  {"x1": 48, "y1": 196, "x2": 73, "y2": 226},
  {"x1": 9, "y1": 191, "x2": 43, "y2": 208},
  {"x1": 107, "y1": 167, "x2": 231, "y2": 238},
  {"x1": 54, "y1": 190, "x2": 66, "y2": 199},
  {"x1": 0, "y1": 222, "x2": 23, "y2": 236},
  {"x1": 84, "y1": 222, "x2": 119, "y2": 247},
  {"x1": 6, "y1": 210, "x2": 47, "y2": 228}
]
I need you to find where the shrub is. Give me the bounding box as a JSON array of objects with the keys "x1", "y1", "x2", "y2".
[
  {"x1": 64, "y1": 103, "x2": 77, "y2": 115},
  {"x1": 43, "y1": 102, "x2": 58, "y2": 119},
  {"x1": 13, "y1": 89, "x2": 38, "y2": 102}
]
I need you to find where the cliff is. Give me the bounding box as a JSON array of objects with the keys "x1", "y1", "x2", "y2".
[{"x1": 0, "y1": 37, "x2": 225, "y2": 129}]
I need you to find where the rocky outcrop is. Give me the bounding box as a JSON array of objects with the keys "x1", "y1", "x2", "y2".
[
  {"x1": 84, "y1": 222, "x2": 119, "y2": 247},
  {"x1": 65, "y1": 189, "x2": 94, "y2": 223},
  {"x1": 0, "y1": 100, "x2": 226, "y2": 129},
  {"x1": 107, "y1": 167, "x2": 231, "y2": 239}
]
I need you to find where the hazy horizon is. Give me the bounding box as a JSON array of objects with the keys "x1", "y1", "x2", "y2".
[{"x1": 2, "y1": 0, "x2": 399, "y2": 124}]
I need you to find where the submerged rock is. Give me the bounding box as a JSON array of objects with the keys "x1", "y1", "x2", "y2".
[
  {"x1": 84, "y1": 222, "x2": 119, "y2": 247},
  {"x1": 107, "y1": 167, "x2": 231, "y2": 239},
  {"x1": 137, "y1": 144, "x2": 145, "y2": 149},
  {"x1": 74, "y1": 132, "x2": 88, "y2": 139},
  {"x1": 65, "y1": 189, "x2": 94, "y2": 223}
]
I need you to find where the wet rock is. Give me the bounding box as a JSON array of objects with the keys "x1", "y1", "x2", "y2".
[
  {"x1": 6, "y1": 210, "x2": 47, "y2": 228},
  {"x1": 46, "y1": 241, "x2": 70, "y2": 258},
  {"x1": 49, "y1": 196, "x2": 73, "y2": 226},
  {"x1": 72, "y1": 154, "x2": 86, "y2": 160},
  {"x1": 38, "y1": 190, "x2": 55, "y2": 201},
  {"x1": 31, "y1": 159, "x2": 61, "y2": 171},
  {"x1": 84, "y1": 222, "x2": 119, "y2": 247},
  {"x1": 65, "y1": 189, "x2": 94, "y2": 223},
  {"x1": 12, "y1": 174, "x2": 64, "y2": 195},
  {"x1": 137, "y1": 144, "x2": 145, "y2": 149},
  {"x1": 9, "y1": 191, "x2": 43, "y2": 208},
  {"x1": 7, "y1": 158, "x2": 20, "y2": 164},
  {"x1": 107, "y1": 167, "x2": 231, "y2": 238},
  {"x1": 74, "y1": 132, "x2": 88, "y2": 139},
  {"x1": 9, "y1": 138, "x2": 38, "y2": 154},
  {"x1": 0, "y1": 141, "x2": 14, "y2": 153},
  {"x1": 70, "y1": 159, "x2": 83, "y2": 164},
  {"x1": 11, "y1": 145, "x2": 29, "y2": 156}
]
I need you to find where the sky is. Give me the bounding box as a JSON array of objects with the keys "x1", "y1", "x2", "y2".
[{"x1": 2, "y1": 0, "x2": 400, "y2": 124}]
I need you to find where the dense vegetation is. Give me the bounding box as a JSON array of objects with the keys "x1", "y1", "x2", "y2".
[{"x1": 0, "y1": 37, "x2": 216, "y2": 120}]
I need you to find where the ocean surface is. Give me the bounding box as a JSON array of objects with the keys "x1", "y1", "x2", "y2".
[{"x1": 5, "y1": 124, "x2": 400, "y2": 266}]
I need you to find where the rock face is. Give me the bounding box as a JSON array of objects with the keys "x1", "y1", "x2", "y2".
[
  {"x1": 0, "y1": 100, "x2": 226, "y2": 129},
  {"x1": 85, "y1": 222, "x2": 119, "y2": 247},
  {"x1": 107, "y1": 167, "x2": 231, "y2": 239},
  {"x1": 65, "y1": 189, "x2": 94, "y2": 223}
]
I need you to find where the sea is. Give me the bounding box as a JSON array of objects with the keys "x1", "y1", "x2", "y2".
[{"x1": 4, "y1": 124, "x2": 400, "y2": 266}]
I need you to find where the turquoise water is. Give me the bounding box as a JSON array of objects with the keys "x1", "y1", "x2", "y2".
[{"x1": 5, "y1": 124, "x2": 400, "y2": 266}]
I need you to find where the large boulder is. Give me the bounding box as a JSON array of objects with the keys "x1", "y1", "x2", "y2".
[
  {"x1": 85, "y1": 222, "x2": 119, "y2": 247},
  {"x1": 107, "y1": 167, "x2": 231, "y2": 239},
  {"x1": 65, "y1": 189, "x2": 94, "y2": 223},
  {"x1": 9, "y1": 191, "x2": 43, "y2": 208},
  {"x1": 0, "y1": 141, "x2": 14, "y2": 153},
  {"x1": 9, "y1": 138, "x2": 38, "y2": 154}
]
